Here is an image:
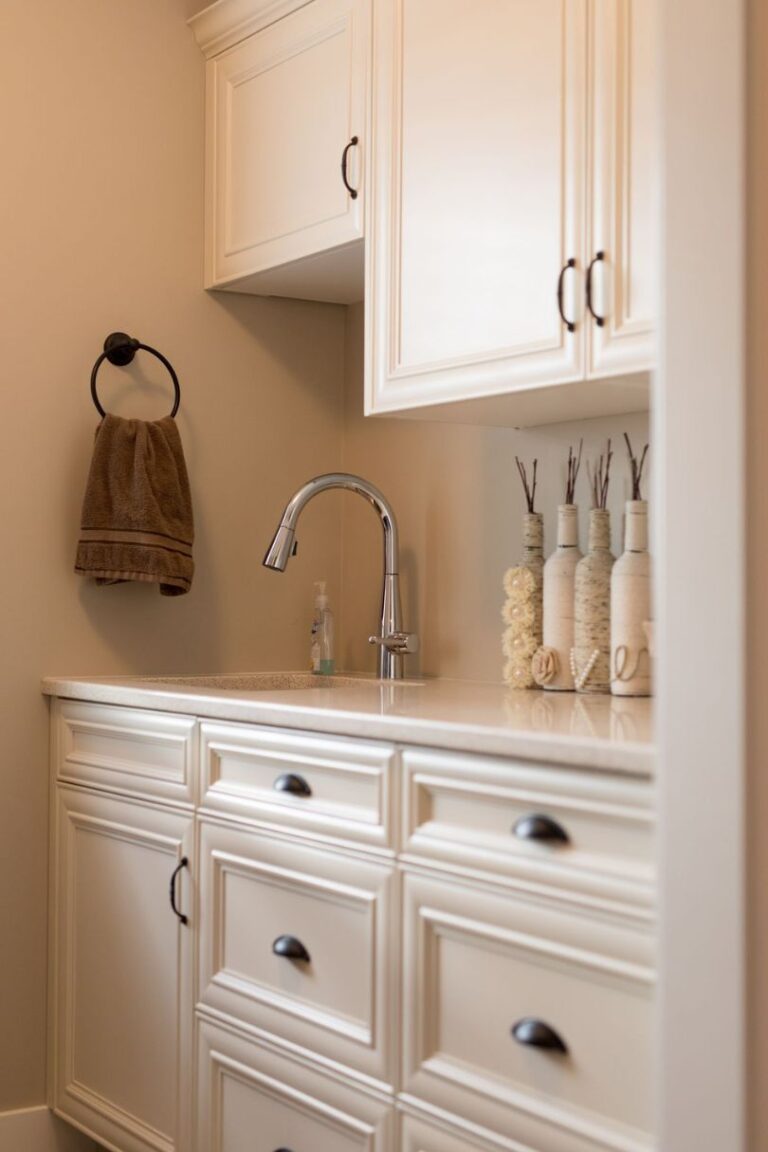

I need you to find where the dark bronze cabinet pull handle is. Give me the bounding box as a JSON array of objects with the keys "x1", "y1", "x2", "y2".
[
  {"x1": 169, "y1": 856, "x2": 189, "y2": 925},
  {"x1": 274, "y1": 772, "x2": 312, "y2": 797},
  {"x1": 586, "y1": 250, "x2": 607, "y2": 327},
  {"x1": 557, "y1": 257, "x2": 577, "y2": 332},
  {"x1": 512, "y1": 813, "x2": 570, "y2": 844},
  {"x1": 272, "y1": 935, "x2": 311, "y2": 963},
  {"x1": 341, "y1": 136, "x2": 359, "y2": 199},
  {"x1": 512, "y1": 1017, "x2": 568, "y2": 1054}
]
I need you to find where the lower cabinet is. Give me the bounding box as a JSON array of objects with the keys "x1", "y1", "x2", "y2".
[
  {"x1": 48, "y1": 701, "x2": 655, "y2": 1152},
  {"x1": 196, "y1": 1018, "x2": 394, "y2": 1152},
  {"x1": 49, "y1": 785, "x2": 194, "y2": 1152}
]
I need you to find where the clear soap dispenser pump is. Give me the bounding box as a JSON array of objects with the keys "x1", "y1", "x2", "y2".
[{"x1": 310, "y1": 581, "x2": 335, "y2": 676}]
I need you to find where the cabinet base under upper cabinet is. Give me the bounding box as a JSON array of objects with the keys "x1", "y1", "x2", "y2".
[{"x1": 366, "y1": 371, "x2": 650, "y2": 430}]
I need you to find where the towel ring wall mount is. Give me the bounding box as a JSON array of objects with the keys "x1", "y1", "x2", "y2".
[{"x1": 90, "y1": 332, "x2": 181, "y2": 419}]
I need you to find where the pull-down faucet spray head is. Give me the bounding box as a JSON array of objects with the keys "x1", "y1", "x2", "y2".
[{"x1": 263, "y1": 523, "x2": 296, "y2": 572}]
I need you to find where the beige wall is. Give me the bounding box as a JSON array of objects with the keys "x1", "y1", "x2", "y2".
[
  {"x1": 0, "y1": 0, "x2": 654, "y2": 1124},
  {"x1": 0, "y1": 0, "x2": 345, "y2": 1111},
  {"x1": 339, "y1": 305, "x2": 650, "y2": 681},
  {"x1": 748, "y1": 0, "x2": 767, "y2": 1143}
]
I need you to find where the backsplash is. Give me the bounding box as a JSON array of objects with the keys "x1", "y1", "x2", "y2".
[{"x1": 339, "y1": 304, "x2": 651, "y2": 681}]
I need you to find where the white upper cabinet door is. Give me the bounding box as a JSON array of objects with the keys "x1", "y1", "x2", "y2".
[
  {"x1": 366, "y1": 0, "x2": 587, "y2": 415},
  {"x1": 206, "y1": 0, "x2": 370, "y2": 301},
  {"x1": 586, "y1": 0, "x2": 658, "y2": 376},
  {"x1": 50, "y1": 787, "x2": 194, "y2": 1152}
]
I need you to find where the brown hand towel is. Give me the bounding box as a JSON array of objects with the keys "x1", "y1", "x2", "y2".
[{"x1": 75, "y1": 414, "x2": 194, "y2": 596}]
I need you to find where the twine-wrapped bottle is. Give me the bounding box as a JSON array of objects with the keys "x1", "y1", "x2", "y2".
[
  {"x1": 572, "y1": 508, "x2": 615, "y2": 693},
  {"x1": 521, "y1": 511, "x2": 544, "y2": 647},
  {"x1": 611, "y1": 500, "x2": 652, "y2": 696},
  {"x1": 539, "y1": 505, "x2": 581, "y2": 690}
]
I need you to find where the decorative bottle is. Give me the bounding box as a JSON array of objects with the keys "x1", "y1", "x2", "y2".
[
  {"x1": 572, "y1": 508, "x2": 615, "y2": 693},
  {"x1": 537, "y1": 505, "x2": 581, "y2": 690},
  {"x1": 610, "y1": 500, "x2": 652, "y2": 696},
  {"x1": 521, "y1": 511, "x2": 544, "y2": 648}
]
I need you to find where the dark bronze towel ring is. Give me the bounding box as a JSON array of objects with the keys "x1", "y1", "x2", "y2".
[{"x1": 90, "y1": 331, "x2": 181, "y2": 418}]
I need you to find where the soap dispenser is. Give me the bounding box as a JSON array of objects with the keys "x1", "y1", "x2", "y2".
[{"x1": 310, "y1": 581, "x2": 335, "y2": 676}]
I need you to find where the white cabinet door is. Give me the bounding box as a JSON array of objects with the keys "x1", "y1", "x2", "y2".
[
  {"x1": 196, "y1": 1018, "x2": 394, "y2": 1152},
  {"x1": 50, "y1": 786, "x2": 194, "y2": 1152},
  {"x1": 366, "y1": 0, "x2": 587, "y2": 415},
  {"x1": 586, "y1": 0, "x2": 658, "y2": 376},
  {"x1": 206, "y1": 0, "x2": 369, "y2": 301}
]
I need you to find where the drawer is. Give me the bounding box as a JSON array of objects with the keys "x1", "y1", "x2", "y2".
[
  {"x1": 54, "y1": 699, "x2": 196, "y2": 805},
  {"x1": 401, "y1": 1112, "x2": 522, "y2": 1152},
  {"x1": 402, "y1": 871, "x2": 654, "y2": 1152},
  {"x1": 401, "y1": 748, "x2": 654, "y2": 911},
  {"x1": 198, "y1": 819, "x2": 396, "y2": 1087},
  {"x1": 200, "y1": 721, "x2": 396, "y2": 849},
  {"x1": 196, "y1": 1018, "x2": 393, "y2": 1152}
]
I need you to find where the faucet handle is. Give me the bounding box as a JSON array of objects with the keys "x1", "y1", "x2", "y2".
[{"x1": 368, "y1": 631, "x2": 419, "y2": 655}]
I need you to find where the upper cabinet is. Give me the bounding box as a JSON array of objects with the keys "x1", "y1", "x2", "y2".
[
  {"x1": 588, "y1": 0, "x2": 658, "y2": 378},
  {"x1": 191, "y1": 0, "x2": 657, "y2": 426},
  {"x1": 194, "y1": 0, "x2": 370, "y2": 303},
  {"x1": 365, "y1": 0, "x2": 656, "y2": 425}
]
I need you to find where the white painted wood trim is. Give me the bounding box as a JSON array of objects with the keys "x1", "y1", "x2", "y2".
[
  {"x1": 0, "y1": 1107, "x2": 97, "y2": 1151},
  {"x1": 657, "y1": 0, "x2": 746, "y2": 1148},
  {"x1": 189, "y1": 0, "x2": 314, "y2": 58}
]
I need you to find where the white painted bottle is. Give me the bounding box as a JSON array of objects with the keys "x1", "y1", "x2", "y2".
[
  {"x1": 611, "y1": 501, "x2": 652, "y2": 696},
  {"x1": 540, "y1": 505, "x2": 581, "y2": 690}
]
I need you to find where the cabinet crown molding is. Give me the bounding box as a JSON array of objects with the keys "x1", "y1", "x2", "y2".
[{"x1": 189, "y1": 0, "x2": 312, "y2": 58}]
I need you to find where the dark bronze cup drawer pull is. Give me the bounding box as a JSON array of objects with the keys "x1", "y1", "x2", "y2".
[
  {"x1": 512, "y1": 813, "x2": 570, "y2": 844},
  {"x1": 272, "y1": 934, "x2": 311, "y2": 963},
  {"x1": 273, "y1": 772, "x2": 312, "y2": 797},
  {"x1": 512, "y1": 1017, "x2": 568, "y2": 1054}
]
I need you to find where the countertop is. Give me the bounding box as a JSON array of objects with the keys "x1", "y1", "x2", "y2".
[{"x1": 41, "y1": 673, "x2": 655, "y2": 776}]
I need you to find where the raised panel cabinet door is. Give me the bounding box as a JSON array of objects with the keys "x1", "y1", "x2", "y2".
[
  {"x1": 206, "y1": 0, "x2": 369, "y2": 293},
  {"x1": 586, "y1": 0, "x2": 658, "y2": 376},
  {"x1": 366, "y1": 0, "x2": 587, "y2": 414},
  {"x1": 195, "y1": 1019, "x2": 394, "y2": 1152},
  {"x1": 49, "y1": 786, "x2": 194, "y2": 1152}
]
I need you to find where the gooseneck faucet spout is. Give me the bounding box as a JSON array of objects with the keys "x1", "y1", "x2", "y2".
[{"x1": 263, "y1": 473, "x2": 417, "y2": 680}]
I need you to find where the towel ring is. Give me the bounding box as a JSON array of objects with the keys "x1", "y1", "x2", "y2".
[{"x1": 90, "y1": 332, "x2": 181, "y2": 419}]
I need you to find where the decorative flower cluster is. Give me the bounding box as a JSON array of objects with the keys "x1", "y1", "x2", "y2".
[{"x1": 501, "y1": 566, "x2": 538, "y2": 689}]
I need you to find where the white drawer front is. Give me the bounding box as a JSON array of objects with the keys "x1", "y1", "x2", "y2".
[
  {"x1": 54, "y1": 699, "x2": 196, "y2": 805},
  {"x1": 403, "y1": 871, "x2": 654, "y2": 1152},
  {"x1": 198, "y1": 820, "x2": 396, "y2": 1087},
  {"x1": 400, "y1": 1111, "x2": 605, "y2": 1152},
  {"x1": 196, "y1": 1019, "x2": 393, "y2": 1152},
  {"x1": 201, "y1": 722, "x2": 396, "y2": 849},
  {"x1": 402, "y1": 749, "x2": 653, "y2": 910}
]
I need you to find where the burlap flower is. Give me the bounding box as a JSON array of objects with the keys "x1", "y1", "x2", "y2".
[
  {"x1": 502, "y1": 627, "x2": 537, "y2": 661},
  {"x1": 503, "y1": 565, "x2": 535, "y2": 600},
  {"x1": 503, "y1": 655, "x2": 535, "y2": 690},
  {"x1": 501, "y1": 598, "x2": 535, "y2": 629},
  {"x1": 532, "y1": 645, "x2": 559, "y2": 686}
]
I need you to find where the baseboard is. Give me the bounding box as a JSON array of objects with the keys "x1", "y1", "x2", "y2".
[{"x1": 0, "y1": 1107, "x2": 98, "y2": 1151}]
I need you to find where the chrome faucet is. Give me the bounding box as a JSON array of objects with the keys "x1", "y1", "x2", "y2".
[{"x1": 263, "y1": 473, "x2": 418, "y2": 680}]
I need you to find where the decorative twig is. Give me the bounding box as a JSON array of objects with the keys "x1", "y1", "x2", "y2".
[
  {"x1": 515, "y1": 456, "x2": 538, "y2": 513},
  {"x1": 564, "y1": 439, "x2": 583, "y2": 504},
  {"x1": 623, "y1": 433, "x2": 649, "y2": 500},
  {"x1": 587, "y1": 438, "x2": 613, "y2": 509}
]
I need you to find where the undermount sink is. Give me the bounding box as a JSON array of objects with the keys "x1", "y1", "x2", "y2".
[{"x1": 133, "y1": 672, "x2": 422, "y2": 692}]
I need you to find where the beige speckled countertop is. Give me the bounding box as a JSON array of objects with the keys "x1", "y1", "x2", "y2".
[{"x1": 42, "y1": 673, "x2": 654, "y2": 776}]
